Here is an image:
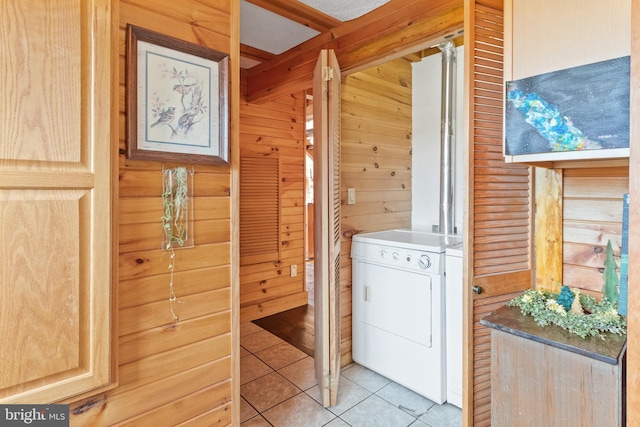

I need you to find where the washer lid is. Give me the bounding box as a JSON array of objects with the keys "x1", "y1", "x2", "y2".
[{"x1": 352, "y1": 229, "x2": 462, "y2": 253}]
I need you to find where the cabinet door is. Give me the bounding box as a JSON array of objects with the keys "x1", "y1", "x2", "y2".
[{"x1": 0, "y1": 0, "x2": 113, "y2": 403}]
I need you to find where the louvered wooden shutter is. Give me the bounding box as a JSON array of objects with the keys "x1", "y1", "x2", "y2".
[
  {"x1": 240, "y1": 156, "x2": 280, "y2": 265},
  {"x1": 465, "y1": 0, "x2": 533, "y2": 425},
  {"x1": 313, "y1": 49, "x2": 342, "y2": 407}
]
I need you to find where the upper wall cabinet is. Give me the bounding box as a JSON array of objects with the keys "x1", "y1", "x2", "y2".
[
  {"x1": 0, "y1": 0, "x2": 114, "y2": 403},
  {"x1": 503, "y1": 0, "x2": 631, "y2": 167}
]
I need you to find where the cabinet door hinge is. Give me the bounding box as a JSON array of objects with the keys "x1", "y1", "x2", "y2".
[
  {"x1": 322, "y1": 66, "x2": 334, "y2": 81},
  {"x1": 324, "y1": 374, "x2": 336, "y2": 388}
]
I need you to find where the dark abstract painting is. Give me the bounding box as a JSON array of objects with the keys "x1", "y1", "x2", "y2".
[{"x1": 505, "y1": 56, "x2": 630, "y2": 156}]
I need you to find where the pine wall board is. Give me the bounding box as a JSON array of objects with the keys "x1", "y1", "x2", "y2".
[
  {"x1": 561, "y1": 167, "x2": 628, "y2": 296},
  {"x1": 340, "y1": 58, "x2": 413, "y2": 365},
  {"x1": 69, "y1": 0, "x2": 236, "y2": 424},
  {"x1": 506, "y1": 0, "x2": 631, "y2": 297},
  {"x1": 239, "y1": 71, "x2": 309, "y2": 323}
]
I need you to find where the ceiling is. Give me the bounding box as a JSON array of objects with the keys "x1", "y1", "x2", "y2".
[
  {"x1": 239, "y1": 0, "x2": 391, "y2": 69},
  {"x1": 241, "y1": 0, "x2": 464, "y2": 103}
]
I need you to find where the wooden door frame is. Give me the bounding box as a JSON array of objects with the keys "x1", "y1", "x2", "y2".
[{"x1": 627, "y1": 0, "x2": 639, "y2": 423}]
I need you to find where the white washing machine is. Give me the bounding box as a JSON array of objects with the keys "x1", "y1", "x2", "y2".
[{"x1": 351, "y1": 229, "x2": 461, "y2": 404}]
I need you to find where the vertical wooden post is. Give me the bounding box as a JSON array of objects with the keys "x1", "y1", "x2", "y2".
[
  {"x1": 535, "y1": 168, "x2": 563, "y2": 292},
  {"x1": 626, "y1": 0, "x2": 640, "y2": 422}
]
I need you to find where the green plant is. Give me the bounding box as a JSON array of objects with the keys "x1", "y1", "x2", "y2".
[
  {"x1": 602, "y1": 239, "x2": 619, "y2": 304},
  {"x1": 556, "y1": 285, "x2": 574, "y2": 311},
  {"x1": 508, "y1": 288, "x2": 626, "y2": 340},
  {"x1": 161, "y1": 167, "x2": 191, "y2": 323}
]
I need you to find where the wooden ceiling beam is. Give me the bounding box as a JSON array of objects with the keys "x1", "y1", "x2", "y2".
[
  {"x1": 406, "y1": 35, "x2": 465, "y2": 62},
  {"x1": 240, "y1": 43, "x2": 276, "y2": 62},
  {"x1": 246, "y1": 0, "x2": 464, "y2": 104}
]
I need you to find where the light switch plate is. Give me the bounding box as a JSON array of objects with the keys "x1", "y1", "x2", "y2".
[{"x1": 348, "y1": 187, "x2": 356, "y2": 205}]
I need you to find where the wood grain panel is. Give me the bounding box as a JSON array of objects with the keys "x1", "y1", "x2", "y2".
[
  {"x1": 68, "y1": 0, "x2": 235, "y2": 422},
  {"x1": 1, "y1": 0, "x2": 81, "y2": 163},
  {"x1": 239, "y1": 78, "x2": 307, "y2": 322},
  {"x1": 491, "y1": 329, "x2": 624, "y2": 426},
  {"x1": 119, "y1": 242, "x2": 230, "y2": 280},
  {"x1": 116, "y1": 335, "x2": 230, "y2": 393},
  {"x1": 119, "y1": 2, "x2": 230, "y2": 53},
  {"x1": 465, "y1": 1, "x2": 534, "y2": 425},
  {"x1": 115, "y1": 383, "x2": 231, "y2": 426},
  {"x1": 119, "y1": 170, "x2": 231, "y2": 198},
  {"x1": 564, "y1": 199, "x2": 624, "y2": 223},
  {"x1": 562, "y1": 265, "x2": 605, "y2": 295},
  {"x1": 119, "y1": 218, "x2": 229, "y2": 252},
  {"x1": 70, "y1": 359, "x2": 231, "y2": 425},
  {"x1": 564, "y1": 242, "x2": 614, "y2": 268},
  {"x1": 119, "y1": 265, "x2": 230, "y2": 309},
  {"x1": 0, "y1": 0, "x2": 113, "y2": 404},
  {"x1": 470, "y1": 293, "x2": 521, "y2": 427},
  {"x1": 562, "y1": 167, "x2": 627, "y2": 296},
  {"x1": 1, "y1": 193, "x2": 82, "y2": 388},
  {"x1": 240, "y1": 292, "x2": 309, "y2": 320},
  {"x1": 119, "y1": 312, "x2": 231, "y2": 365},
  {"x1": 119, "y1": 289, "x2": 231, "y2": 336},
  {"x1": 341, "y1": 58, "x2": 413, "y2": 364},
  {"x1": 563, "y1": 175, "x2": 629, "y2": 198},
  {"x1": 534, "y1": 168, "x2": 562, "y2": 291}
]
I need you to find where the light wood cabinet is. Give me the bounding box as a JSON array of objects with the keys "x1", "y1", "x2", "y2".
[
  {"x1": 482, "y1": 306, "x2": 626, "y2": 426},
  {"x1": 0, "y1": 0, "x2": 114, "y2": 403}
]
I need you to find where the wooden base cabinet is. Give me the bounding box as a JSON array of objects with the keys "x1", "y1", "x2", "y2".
[
  {"x1": 482, "y1": 306, "x2": 626, "y2": 427},
  {"x1": 0, "y1": 0, "x2": 114, "y2": 403}
]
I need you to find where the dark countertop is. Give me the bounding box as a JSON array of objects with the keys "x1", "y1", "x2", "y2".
[{"x1": 480, "y1": 305, "x2": 627, "y2": 365}]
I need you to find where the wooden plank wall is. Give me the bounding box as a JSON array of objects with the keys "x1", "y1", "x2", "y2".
[
  {"x1": 562, "y1": 167, "x2": 629, "y2": 296},
  {"x1": 506, "y1": 0, "x2": 630, "y2": 298},
  {"x1": 68, "y1": 1, "x2": 236, "y2": 425},
  {"x1": 340, "y1": 58, "x2": 413, "y2": 364},
  {"x1": 239, "y1": 71, "x2": 308, "y2": 322}
]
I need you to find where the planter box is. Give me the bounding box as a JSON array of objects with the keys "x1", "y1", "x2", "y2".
[{"x1": 481, "y1": 306, "x2": 626, "y2": 426}]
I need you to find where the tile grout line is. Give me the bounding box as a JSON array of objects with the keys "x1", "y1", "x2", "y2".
[{"x1": 241, "y1": 324, "x2": 461, "y2": 426}]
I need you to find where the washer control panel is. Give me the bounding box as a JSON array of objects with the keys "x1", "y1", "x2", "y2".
[{"x1": 354, "y1": 242, "x2": 442, "y2": 274}]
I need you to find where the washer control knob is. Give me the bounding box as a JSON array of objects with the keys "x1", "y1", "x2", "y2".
[
  {"x1": 380, "y1": 249, "x2": 387, "y2": 258},
  {"x1": 418, "y1": 254, "x2": 432, "y2": 270},
  {"x1": 406, "y1": 254, "x2": 412, "y2": 262},
  {"x1": 392, "y1": 252, "x2": 399, "y2": 261}
]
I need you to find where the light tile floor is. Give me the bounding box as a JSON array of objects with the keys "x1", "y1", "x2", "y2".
[{"x1": 241, "y1": 322, "x2": 462, "y2": 427}]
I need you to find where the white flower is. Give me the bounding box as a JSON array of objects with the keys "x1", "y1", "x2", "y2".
[{"x1": 546, "y1": 299, "x2": 567, "y2": 316}]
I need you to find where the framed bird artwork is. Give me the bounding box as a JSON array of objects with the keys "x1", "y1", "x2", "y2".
[{"x1": 126, "y1": 25, "x2": 229, "y2": 164}]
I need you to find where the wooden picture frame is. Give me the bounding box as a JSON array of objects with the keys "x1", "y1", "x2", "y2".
[{"x1": 126, "y1": 25, "x2": 229, "y2": 165}]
